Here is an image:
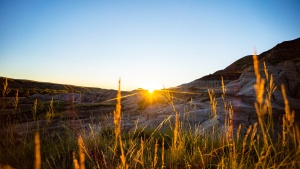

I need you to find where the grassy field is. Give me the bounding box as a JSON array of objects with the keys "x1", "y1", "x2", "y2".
[{"x1": 1, "y1": 55, "x2": 300, "y2": 168}]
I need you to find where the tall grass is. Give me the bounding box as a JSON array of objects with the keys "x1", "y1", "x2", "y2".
[
  {"x1": 1, "y1": 53, "x2": 300, "y2": 168},
  {"x1": 45, "y1": 98, "x2": 54, "y2": 124},
  {"x1": 34, "y1": 132, "x2": 41, "y2": 169},
  {"x1": 1, "y1": 78, "x2": 11, "y2": 110}
]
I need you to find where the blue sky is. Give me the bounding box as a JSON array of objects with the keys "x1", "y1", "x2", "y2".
[{"x1": 1, "y1": 0, "x2": 300, "y2": 91}]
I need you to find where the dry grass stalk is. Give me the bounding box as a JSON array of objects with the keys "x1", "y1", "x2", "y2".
[
  {"x1": 2, "y1": 78, "x2": 11, "y2": 109},
  {"x1": 236, "y1": 124, "x2": 242, "y2": 142},
  {"x1": 153, "y1": 139, "x2": 158, "y2": 168},
  {"x1": 253, "y1": 54, "x2": 269, "y2": 149},
  {"x1": 221, "y1": 76, "x2": 229, "y2": 147},
  {"x1": 208, "y1": 89, "x2": 217, "y2": 119},
  {"x1": 164, "y1": 89, "x2": 181, "y2": 160},
  {"x1": 173, "y1": 108, "x2": 179, "y2": 150},
  {"x1": 221, "y1": 76, "x2": 226, "y2": 96},
  {"x1": 263, "y1": 62, "x2": 277, "y2": 132},
  {"x1": 32, "y1": 99, "x2": 38, "y2": 121},
  {"x1": 281, "y1": 84, "x2": 296, "y2": 147},
  {"x1": 242, "y1": 125, "x2": 253, "y2": 159},
  {"x1": 114, "y1": 80, "x2": 122, "y2": 147},
  {"x1": 73, "y1": 136, "x2": 86, "y2": 169},
  {"x1": 228, "y1": 103, "x2": 236, "y2": 169},
  {"x1": 263, "y1": 62, "x2": 269, "y2": 81},
  {"x1": 221, "y1": 76, "x2": 227, "y2": 112},
  {"x1": 46, "y1": 97, "x2": 54, "y2": 124},
  {"x1": 256, "y1": 145, "x2": 271, "y2": 168},
  {"x1": 34, "y1": 132, "x2": 41, "y2": 169},
  {"x1": 12, "y1": 90, "x2": 18, "y2": 111},
  {"x1": 119, "y1": 136, "x2": 128, "y2": 169},
  {"x1": 161, "y1": 138, "x2": 165, "y2": 169},
  {"x1": 78, "y1": 136, "x2": 85, "y2": 169},
  {"x1": 113, "y1": 80, "x2": 128, "y2": 169},
  {"x1": 217, "y1": 157, "x2": 225, "y2": 169},
  {"x1": 73, "y1": 152, "x2": 80, "y2": 169},
  {"x1": 250, "y1": 123, "x2": 258, "y2": 147},
  {"x1": 253, "y1": 54, "x2": 265, "y2": 106},
  {"x1": 134, "y1": 137, "x2": 144, "y2": 168}
]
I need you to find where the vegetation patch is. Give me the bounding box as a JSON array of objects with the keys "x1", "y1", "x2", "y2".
[{"x1": 1, "y1": 56, "x2": 300, "y2": 168}]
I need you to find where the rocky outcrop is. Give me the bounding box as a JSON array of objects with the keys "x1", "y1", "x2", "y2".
[
  {"x1": 282, "y1": 59, "x2": 300, "y2": 98},
  {"x1": 222, "y1": 58, "x2": 300, "y2": 111},
  {"x1": 181, "y1": 38, "x2": 300, "y2": 90}
]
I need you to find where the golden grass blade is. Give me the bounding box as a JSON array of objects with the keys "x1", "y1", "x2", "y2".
[
  {"x1": 34, "y1": 132, "x2": 41, "y2": 169},
  {"x1": 78, "y1": 136, "x2": 85, "y2": 169},
  {"x1": 73, "y1": 151, "x2": 80, "y2": 169}
]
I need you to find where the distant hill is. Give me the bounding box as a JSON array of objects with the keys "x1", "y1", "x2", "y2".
[{"x1": 0, "y1": 77, "x2": 116, "y2": 97}]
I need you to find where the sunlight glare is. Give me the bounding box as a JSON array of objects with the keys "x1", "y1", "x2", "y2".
[
  {"x1": 143, "y1": 83, "x2": 160, "y2": 94},
  {"x1": 148, "y1": 88, "x2": 155, "y2": 94}
]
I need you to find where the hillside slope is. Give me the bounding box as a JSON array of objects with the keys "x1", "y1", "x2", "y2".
[{"x1": 181, "y1": 37, "x2": 300, "y2": 90}]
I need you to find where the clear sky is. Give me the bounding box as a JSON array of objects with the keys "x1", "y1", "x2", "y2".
[{"x1": 1, "y1": 0, "x2": 300, "y2": 91}]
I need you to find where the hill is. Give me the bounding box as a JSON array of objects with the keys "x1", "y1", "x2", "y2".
[
  {"x1": 0, "y1": 77, "x2": 116, "y2": 97},
  {"x1": 181, "y1": 37, "x2": 300, "y2": 90}
]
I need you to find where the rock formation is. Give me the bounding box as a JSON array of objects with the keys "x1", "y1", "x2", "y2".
[{"x1": 122, "y1": 37, "x2": 300, "y2": 132}]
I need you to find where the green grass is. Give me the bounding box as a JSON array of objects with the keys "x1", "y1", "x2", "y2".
[{"x1": 1, "y1": 55, "x2": 300, "y2": 168}]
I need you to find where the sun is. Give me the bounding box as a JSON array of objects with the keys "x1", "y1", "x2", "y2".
[
  {"x1": 147, "y1": 87, "x2": 155, "y2": 94},
  {"x1": 143, "y1": 83, "x2": 160, "y2": 94}
]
